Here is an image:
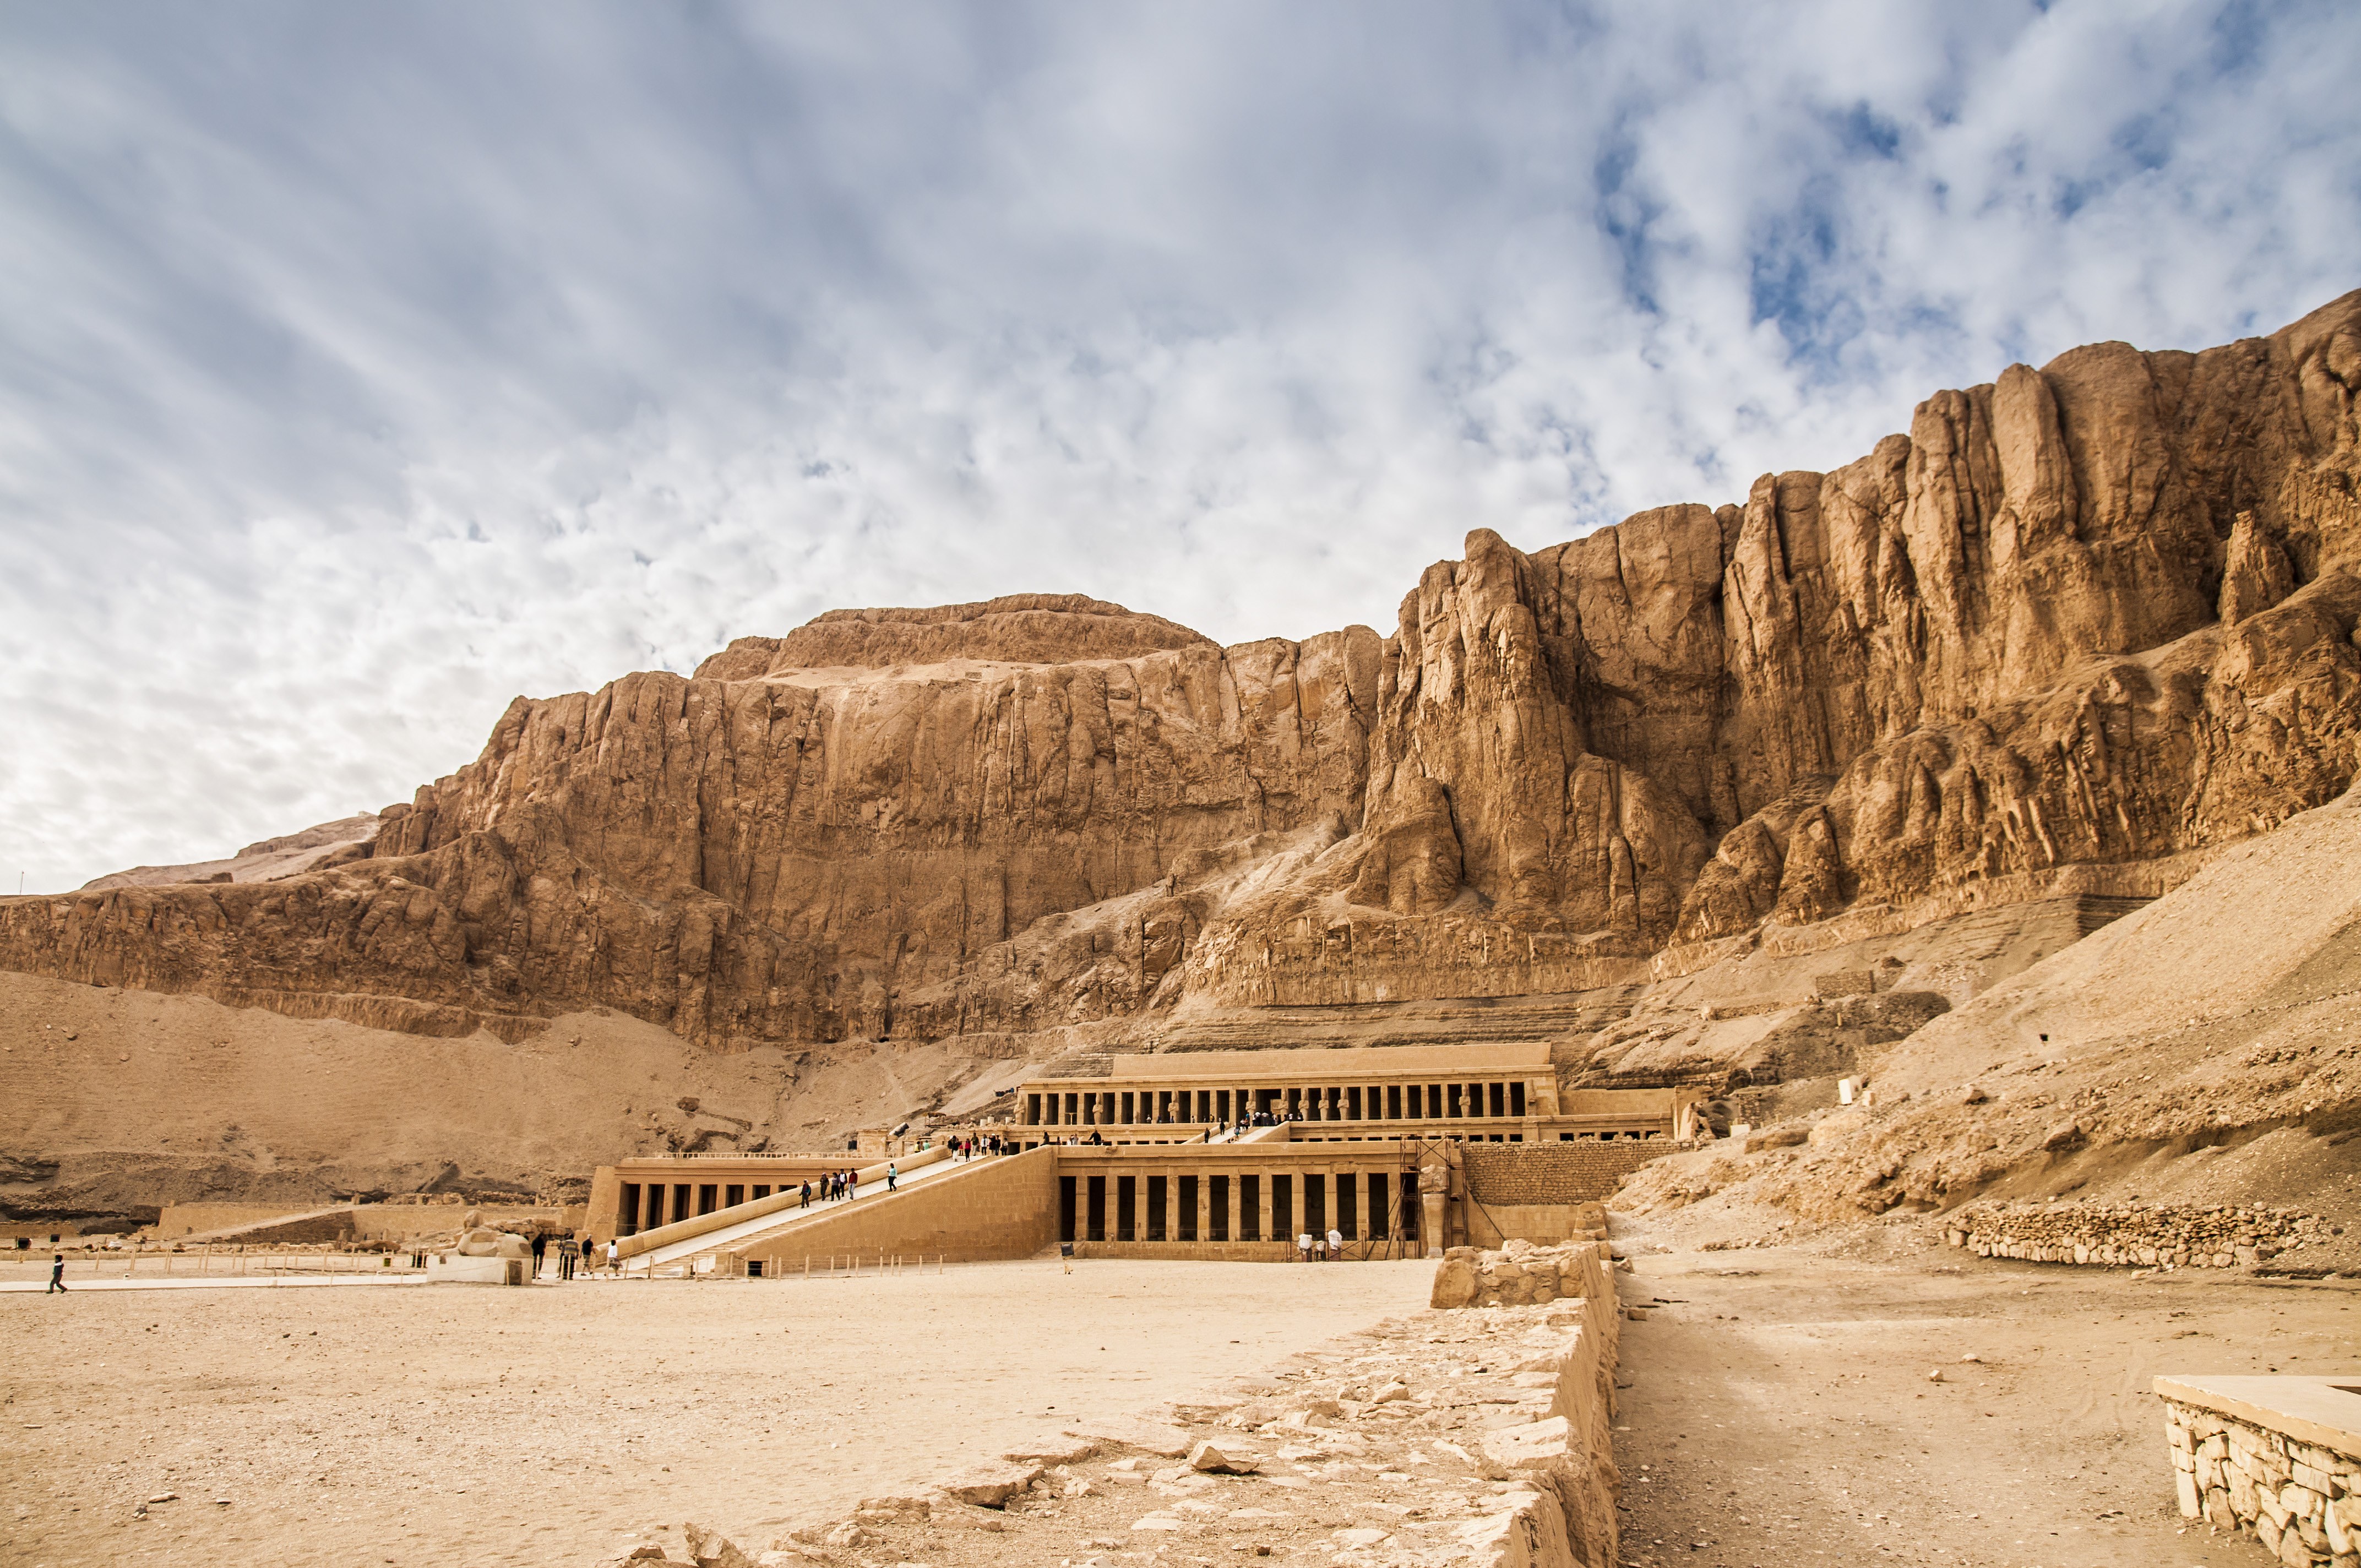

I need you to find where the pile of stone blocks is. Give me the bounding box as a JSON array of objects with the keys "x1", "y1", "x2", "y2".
[
  {"x1": 2158, "y1": 1378, "x2": 2360, "y2": 1566},
  {"x1": 1945, "y1": 1200, "x2": 2329, "y2": 1269},
  {"x1": 1429, "y1": 1235, "x2": 1612, "y2": 1309}
]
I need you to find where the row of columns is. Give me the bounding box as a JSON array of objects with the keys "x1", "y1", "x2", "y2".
[
  {"x1": 1026, "y1": 1079, "x2": 1531, "y2": 1128},
  {"x1": 618, "y1": 1178, "x2": 787, "y2": 1236},
  {"x1": 1057, "y1": 1168, "x2": 1421, "y2": 1247}
]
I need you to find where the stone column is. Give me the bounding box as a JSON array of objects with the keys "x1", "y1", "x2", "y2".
[
  {"x1": 1226, "y1": 1172, "x2": 1243, "y2": 1240},
  {"x1": 1258, "y1": 1175, "x2": 1275, "y2": 1243},
  {"x1": 1195, "y1": 1174, "x2": 1213, "y2": 1244}
]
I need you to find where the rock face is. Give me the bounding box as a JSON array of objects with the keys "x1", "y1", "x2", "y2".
[{"x1": 6, "y1": 292, "x2": 2360, "y2": 1061}]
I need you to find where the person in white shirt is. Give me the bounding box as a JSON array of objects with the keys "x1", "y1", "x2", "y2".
[
  {"x1": 1297, "y1": 1231, "x2": 1313, "y2": 1263},
  {"x1": 1326, "y1": 1226, "x2": 1343, "y2": 1261}
]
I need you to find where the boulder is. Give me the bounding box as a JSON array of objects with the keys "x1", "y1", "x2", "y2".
[
  {"x1": 1188, "y1": 1440, "x2": 1261, "y2": 1475},
  {"x1": 939, "y1": 1462, "x2": 1045, "y2": 1509},
  {"x1": 683, "y1": 1523, "x2": 755, "y2": 1568},
  {"x1": 1430, "y1": 1256, "x2": 1479, "y2": 1309}
]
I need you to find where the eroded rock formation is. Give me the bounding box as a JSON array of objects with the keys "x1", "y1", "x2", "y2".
[{"x1": 6, "y1": 292, "x2": 2360, "y2": 1059}]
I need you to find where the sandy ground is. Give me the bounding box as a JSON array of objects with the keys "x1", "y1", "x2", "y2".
[
  {"x1": 1, "y1": 1257, "x2": 1433, "y2": 1568},
  {"x1": 1611, "y1": 1231, "x2": 2361, "y2": 1568}
]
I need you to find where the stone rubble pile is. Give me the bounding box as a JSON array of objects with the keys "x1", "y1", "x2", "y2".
[
  {"x1": 611, "y1": 1242, "x2": 1626, "y2": 1568},
  {"x1": 1428, "y1": 1237, "x2": 1626, "y2": 1309},
  {"x1": 1945, "y1": 1200, "x2": 2333, "y2": 1269},
  {"x1": 2162, "y1": 1395, "x2": 2360, "y2": 1566}
]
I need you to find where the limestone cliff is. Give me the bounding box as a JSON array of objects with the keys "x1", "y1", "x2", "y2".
[{"x1": 6, "y1": 292, "x2": 2360, "y2": 1061}]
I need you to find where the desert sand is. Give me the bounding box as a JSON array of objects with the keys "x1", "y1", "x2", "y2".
[
  {"x1": 2, "y1": 1257, "x2": 1432, "y2": 1568},
  {"x1": 1609, "y1": 1226, "x2": 2361, "y2": 1568}
]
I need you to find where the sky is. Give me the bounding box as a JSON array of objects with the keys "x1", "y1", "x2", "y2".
[{"x1": 2, "y1": 2, "x2": 2357, "y2": 892}]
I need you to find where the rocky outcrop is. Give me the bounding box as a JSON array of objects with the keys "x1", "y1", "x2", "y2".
[
  {"x1": 7, "y1": 292, "x2": 2360, "y2": 1059},
  {"x1": 79, "y1": 813, "x2": 381, "y2": 891}
]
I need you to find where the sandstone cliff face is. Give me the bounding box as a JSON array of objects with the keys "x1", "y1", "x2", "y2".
[{"x1": 6, "y1": 292, "x2": 2359, "y2": 1054}]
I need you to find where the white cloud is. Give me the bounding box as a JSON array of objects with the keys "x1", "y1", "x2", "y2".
[{"x1": 2, "y1": 0, "x2": 2355, "y2": 890}]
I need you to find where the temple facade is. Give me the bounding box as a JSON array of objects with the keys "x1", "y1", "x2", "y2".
[{"x1": 584, "y1": 1046, "x2": 1695, "y2": 1269}]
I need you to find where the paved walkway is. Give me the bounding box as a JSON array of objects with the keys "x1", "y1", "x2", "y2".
[{"x1": 0, "y1": 1272, "x2": 440, "y2": 1293}]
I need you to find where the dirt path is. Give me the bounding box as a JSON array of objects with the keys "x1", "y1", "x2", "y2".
[
  {"x1": 1611, "y1": 1240, "x2": 2361, "y2": 1568},
  {"x1": 2, "y1": 1256, "x2": 1433, "y2": 1568}
]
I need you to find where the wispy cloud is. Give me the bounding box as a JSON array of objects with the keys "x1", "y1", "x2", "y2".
[{"x1": 2, "y1": 0, "x2": 2355, "y2": 889}]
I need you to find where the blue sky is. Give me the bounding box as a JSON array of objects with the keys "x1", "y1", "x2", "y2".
[{"x1": 2, "y1": 1, "x2": 2357, "y2": 890}]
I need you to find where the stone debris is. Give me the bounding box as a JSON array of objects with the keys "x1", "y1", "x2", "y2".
[
  {"x1": 937, "y1": 1462, "x2": 1046, "y2": 1509},
  {"x1": 1187, "y1": 1440, "x2": 1261, "y2": 1474},
  {"x1": 682, "y1": 1522, "x2": 755, "y2": 1568},
  {"x1": 1947, "y1": 1200, "x2": 2331, "y2": 1268},
  {"x1": 687, "y1": 1240, "x2": 1628, "y2": 1566},
  {"x1": 1428, "y1": 1238, "x2": 1602, "y2": 1310}
]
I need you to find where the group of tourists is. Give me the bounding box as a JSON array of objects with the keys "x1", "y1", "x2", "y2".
[
  {"x1": 532, "y1": 1233, "x2": 613, "y2": 1278},
  {"x1": 1296, "y1": 1226, "x2": 1347, "y2": 1262},
  {"x1": 798, "y1": 1169, "x2": 860, "y2": 1208},
  {"x1": 947, "y1": 1133, "x2": 1008, "y2": 1159}
]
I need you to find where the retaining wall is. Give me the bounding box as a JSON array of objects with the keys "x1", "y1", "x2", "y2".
[
  {"x1": 1432, "y1": 1239, "x2": 1624, "y2": 1566},
  {"x1": 2158, "y1": 1376, "x2": 2361, "y2": 1564},
  {"x1": 1463, "y1": 1143, "x2": 1665, "y2": 1206}
]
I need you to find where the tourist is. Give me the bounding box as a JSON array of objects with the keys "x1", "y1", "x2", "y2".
[
  {"x1": 578, "y1": 1235, "x2": 593, "y2": 1277},
  {"x1": 531, "y1": 1232, "x2": 547, "y2": 1278},
  {"x1": 606, "y1": 1238, "x2": 619, "y2": 1273},
  {"x1": 799, "y1": 1180, "x2": 811, "y2": 1209},
  {"x1": 1326, "y1": 1226, "x2": 1343, "y2": 1261},
  {"x1": 847, "y1": 1169, "x2": 859, "y2": 1200},
  {"x1": 1297, "y1": 1232, "x2": 1312, "y2": 1263},
  {"x1": 886, "y1": 1161, "x2": 897, "y2": 1192},
  {"x1": 46, "y1": 1253, "x2": 66, "y2": 1293}
]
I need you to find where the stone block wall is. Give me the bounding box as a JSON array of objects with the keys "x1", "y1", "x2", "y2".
[
  {"x1": 1946, "y1": 1201, "x2": 2330, "y2": 1269},
  {"x1": 735, "y1": 1148, "x2": 1058, "y2": 1269},
  {"x1": 1462, "y1": 1142, "x2": 1666, "y2": 1206},
  {"x1": 2161, "y1": 1395, "x2": 2359, "y2": 1564},
  {"x1": 1437, "y1": 1240, "x2": 1624, "y2": 1566}
]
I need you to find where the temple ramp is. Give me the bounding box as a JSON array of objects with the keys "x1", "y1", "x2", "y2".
[
  {"x1": 624, "y1": 1152, "x2": 978, "y2": 1274},
  {"x1": 718, "y1": 1145, "x2": 1059, "y2": 1272}
]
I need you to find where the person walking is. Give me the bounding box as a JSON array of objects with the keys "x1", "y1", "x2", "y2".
[
  {"x1": 847, "y1": 1168, "x2": 859, "y2": 1200},
  {"x1": 46, "y1": 1253, "x2": 67, "y2": 1293},
  {"x1": 886, "y1": 1161, "x2": 897, "y2": 1193},
  {"x1": 799, "y1": 1179, "x2": 811, "y2": 1210},
  {"x1": 605, "y1": 1238, "x2": 619, "y2": 1275},
  {"x1": 578, "y1": 1235, "x2": 594, "y2": 1278},
  {"x1": 1326, "y1": 1226, "x2": 1343, "y2": 1262},
  {"x1": 531, "y1": 1232, "x2": 547, "y2": 1279}
]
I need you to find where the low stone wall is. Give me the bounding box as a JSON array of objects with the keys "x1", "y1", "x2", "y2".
[
  {"x1": 1429, "y1": 1240, "x2": 1625, "y2": 1565},
  {"x1": 1945, "y1": 1200, "x2": 2329, "y2": 1269},
  {"x1": 2158, "y1": 1379, "x2": 2360, "y2": 1564},
  {"x1": 1429, "y1": 1237, "x2": 1613, "y2": 1310}
]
